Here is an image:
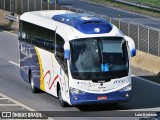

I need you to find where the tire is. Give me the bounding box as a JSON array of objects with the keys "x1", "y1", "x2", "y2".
[
  {"x1": 30, "y1": 73, "x2": 39, "y2": 93},
  {"x1": 111, "y1": 103, "x2": 119, "y2": 106},
  {"x1": 58, "y1": 87, "x2": 68, "y2": 107}
]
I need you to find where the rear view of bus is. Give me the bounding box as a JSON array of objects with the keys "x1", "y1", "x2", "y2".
[{"x1": 19, "y1": 10, "x2": 136, "y2": 107}]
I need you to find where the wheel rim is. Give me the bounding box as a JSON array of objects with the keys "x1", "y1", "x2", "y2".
[{"x1": 31, "y1": 77, "x2": 34, "y2": 89}]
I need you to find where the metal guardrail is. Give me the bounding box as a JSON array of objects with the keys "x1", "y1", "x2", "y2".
[
  {"x1": 0, "y1": 0, "x2": 160, "y2": 57},
  {"x1": 4, "y1": 13, "x2": 18, "y2": 22},
  {"x1": 4, "y1": 12, "x2": 18, "y2": 26}
]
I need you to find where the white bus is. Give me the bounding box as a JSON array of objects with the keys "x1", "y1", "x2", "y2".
[{"x1": 19, "y1": 10, "x2": 136, "y2": 107}]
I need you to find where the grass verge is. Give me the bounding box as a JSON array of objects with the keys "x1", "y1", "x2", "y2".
[
  {"x1": 84, "y1": 0, "x2": 160, "y2": 18},
  {"x1": 127, "y1": 0, "x2": 160, "y2": 8}
]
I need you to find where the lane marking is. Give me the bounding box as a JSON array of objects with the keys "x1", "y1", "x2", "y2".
[
  {"x1": 8, "y1": 61, "x2": 20, "y2": 67},
  {"x1": 3, "y1": 31, "x2": 18, "y2": 37},
  {"x1": 0, "y1": 93, "x2": 35, "y2": 111},
  {"x1": 132, "y1": 75, "x2": 160, "y2": 87},
  {"x1": 0, "y1": 98, "x2": 7, "y2": 100},
  {"x1": 8, "y1": 60, "x2": 55, "y2": 119},
  {"x1": 0, "y1": 104, "x2": 18, "y2": 106}
]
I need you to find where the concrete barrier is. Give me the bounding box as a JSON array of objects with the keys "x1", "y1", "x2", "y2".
[
  {"x1": 0, "y1": 9, "x2": 9, "y2": 25},
  {"x1": 0, "y1": 9, "x2": 19, "y2": 28},
  {"x1": 131, "y1": 51, "x2": 160, "y2": 74}
]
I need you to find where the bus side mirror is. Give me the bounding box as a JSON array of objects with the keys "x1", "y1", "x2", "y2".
[
  {"x1": 64, "y1": 50, "x2": 70, "y2": 60},
  {"x1": 124, "y1": 36, "x2": 136, "y2": 57},
  {"x1": 64, "y1": 41, "x2": 70, "y2": 60}
]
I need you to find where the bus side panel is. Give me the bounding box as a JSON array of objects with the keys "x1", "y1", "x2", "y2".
[
  {"x1": 34, "y1": 47, "x2": 58, "y2": 96},
  {"x1": 34, "y1": 47, "x2": 70, "y2": 102},
  {"x1": 19, "y1": 41, "x2": 40, "y2": 89}
]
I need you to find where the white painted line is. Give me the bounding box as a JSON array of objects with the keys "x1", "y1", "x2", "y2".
[
  {"x1": 0, "y1": 104, "x2": 18, "y2": 106},
  {"x1": 0, "y1": 93, "x2": 35, "y2": 111},
  {"x1": 3, "y1": 31, "x2": 18, "y2": 37},
  {"x1": 132, "y1": 75, "x2": 160, "y2": 87},
  {"x1": 0, "y1": 98, "x2": 7, "y2": 100},
  {"x1": 8, "y1": 61, "x2": 20, "y2": 67},
  {"x1": 48, "y1": 117, "x2": 55, "y2": 120}
]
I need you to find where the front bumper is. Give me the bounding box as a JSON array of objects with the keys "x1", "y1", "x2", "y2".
[{"x1": 70, "y1": 90, "x2": 131, "y2": 105}]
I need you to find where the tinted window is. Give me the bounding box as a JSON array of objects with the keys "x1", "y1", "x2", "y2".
[
  {"x1": 55, "y1": 34, "x2": 67, "y2": 74},
  {"x1": 56, "y1": 34, "x2": 64, "y2": 52},
  {"x1": 29, "y1": 24, "x2": 36, "y2": 43},
  {"x1": 20, "y1": 21, "x2": 30, "y2": 41},
  {"x1": 19, "y1": 21, "x2": 56, "y2": 51},
  {"x1": 19, "y1": 20, "x2": 68, "y2": 75},
  {"x1": 45, "y1": 29, "x2": 55, "y2": 51},
  {"x1": 70, "y1": 37, "x2": 129, "y2": 80}
]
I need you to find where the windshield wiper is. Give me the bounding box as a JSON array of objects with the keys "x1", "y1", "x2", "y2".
[
  {"x1": 98, "y1": 40, "x2": 104, "y2": 75},
  {"x1": 99, "y1": 40, "x2": 103, "y2": 64}
]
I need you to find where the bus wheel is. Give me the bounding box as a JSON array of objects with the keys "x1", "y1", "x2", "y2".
[
  {"x1": 58, "y1": 87, "x2": 68, "y2": 107},
  {"x1": 30, "y1": 74, "x2": 39, "y2": 93},
  {"x1": 111, "y1": 103, "x2": 119, "y2": 106}
]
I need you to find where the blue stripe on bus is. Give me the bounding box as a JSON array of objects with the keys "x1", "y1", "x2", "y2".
[
  {"x1": 19, "y1": 41, "x2": 40, "y2": 89},
  {"x1": 70, "y1": 90, "x2": 131, "y2": 105}
]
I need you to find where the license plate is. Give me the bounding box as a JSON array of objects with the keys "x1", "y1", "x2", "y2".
[{"x1": 97, "y1": 96, "x2": 107, "y2": 100}]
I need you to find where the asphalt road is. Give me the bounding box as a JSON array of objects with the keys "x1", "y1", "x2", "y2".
[
  {"x1": 0, "y1": 28, "x2": 160, "y2": 120},
  {"x1": 58, "y1": 0, "x2": 160, "y2": 29}
]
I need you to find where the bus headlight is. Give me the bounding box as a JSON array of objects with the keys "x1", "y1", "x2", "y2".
[
  {"x1": 70, "y1": 88, "x2": 85, "y2": 94},
  {"x1": 119, "y1": 84, "x2": 132, "y2": 92}
]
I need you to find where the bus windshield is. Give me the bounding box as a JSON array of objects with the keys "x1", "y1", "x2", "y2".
[{"x1": 70, "y1": 37, "x2": 129, "y2": 81}]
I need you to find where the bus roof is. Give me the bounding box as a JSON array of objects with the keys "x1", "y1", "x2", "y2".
[
  {"x1": 52, "y1": 13, "x2": 112, "y2": 34},
  {"x1": 20, "y1": 10, "x2": 123, "y2": 41}
]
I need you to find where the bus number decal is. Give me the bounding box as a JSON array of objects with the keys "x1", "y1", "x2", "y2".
[{"x1": 101, "y1": 63, "x2": 109, "y2": 72}]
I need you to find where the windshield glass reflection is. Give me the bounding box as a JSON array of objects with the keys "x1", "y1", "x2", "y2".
[{"x1": 70, "y1": 37, "x2": 129, "y2": 80}]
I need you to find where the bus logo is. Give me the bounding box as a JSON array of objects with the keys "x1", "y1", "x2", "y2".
[
  {"x1": 94, "y1": 28, "x2": 100, "y2": 33},
  {"x1": 2, "y1": 112, "x2": 12, "y2": 118},
  {"x1": 114, "y1": 79, "x2": 125, "y2": 84}
]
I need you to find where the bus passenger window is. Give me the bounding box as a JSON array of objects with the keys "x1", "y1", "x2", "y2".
[
  {"x1": 29, "y1": 24, "x2": 37, "y2": 44},
  {"x1": 56, "y1": 34, "x2": 64, "y2": 55},
  {"x1": 19, "y1": 21, "x2": 23, "y2": 40},
  {"x1": 22, "y1": 22, "x2": 30, "y2": 41},
  {"x1": 45, "y1": 29, "x2": 55, "y2": 51},
  {"x1": 55, "y1": 34, "x2": 67, "y2": 73},
  {"x1": 36, "y1": 26, "x2": 46, "y2": 47}
]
